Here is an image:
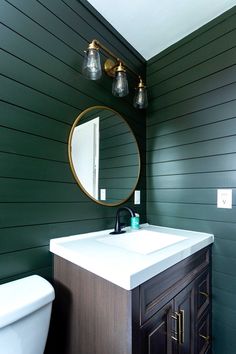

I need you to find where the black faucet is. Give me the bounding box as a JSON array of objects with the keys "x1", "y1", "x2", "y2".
[{"x1": 110, "y1": 206, "x2": 136, "y2": 235}]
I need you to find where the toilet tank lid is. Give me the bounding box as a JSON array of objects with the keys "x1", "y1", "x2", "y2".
[{"x1": 0, "y1": 275, "x2": 55, "y2": 328}]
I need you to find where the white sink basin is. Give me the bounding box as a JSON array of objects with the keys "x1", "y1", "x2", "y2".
[
  {"x1": 50, "y1": 224, "x2": 214, "y2": 289},
  {"x1": 97, "y1": 230, "x2": 187, "y2": 255}
]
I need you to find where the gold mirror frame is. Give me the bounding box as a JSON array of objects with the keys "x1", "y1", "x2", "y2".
[{"x1": 68, "y1": 106, "x2": 141, "y2": 206}]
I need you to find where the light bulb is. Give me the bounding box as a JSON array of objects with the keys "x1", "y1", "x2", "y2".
[
  {"x1": 112, "y1": 63, "x2": 129, "y2": 97},
  {"x1": 133, "y1": 79, "x2": 148, "y2": 109},
  {"x1": 82, "y1": 47, "x2": 102, "y2": 80}
]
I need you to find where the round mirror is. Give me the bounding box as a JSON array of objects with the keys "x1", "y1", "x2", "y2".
[{"x1": 68, "y1": 106, "x2": 140, "y2": 206}]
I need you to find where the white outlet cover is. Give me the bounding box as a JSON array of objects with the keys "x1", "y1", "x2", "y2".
[
  {"x1": 100, "y1": 189, "x2": 106, "y2": 201},
  {"x1": 134, "y1": 190, "x2": 140, "y2": 205},
  {"x1": 217, "y1": 189, "x2": 232, "y2": 209}
]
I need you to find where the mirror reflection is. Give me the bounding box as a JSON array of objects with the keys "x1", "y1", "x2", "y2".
[{"x1": 68, "y1": 106, "x2": 140, "y2": 206}]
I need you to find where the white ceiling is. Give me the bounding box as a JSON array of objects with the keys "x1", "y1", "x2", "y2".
[{"x1": 87, "y1": 0, "x2": 236, "y2": 60}]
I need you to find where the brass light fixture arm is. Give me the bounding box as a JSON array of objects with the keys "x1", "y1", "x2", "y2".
[
  {"x1": 92, "y1": 39, "x2": 122, "y2": 64},
  {"x1": 91, "y1": 39, "x2": 143, "y2": 81}
]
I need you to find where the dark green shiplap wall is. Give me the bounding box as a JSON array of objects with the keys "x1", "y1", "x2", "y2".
[
  {"x1": 0, "y1": 0, "x2": 146, "y2": 284},
  {"x1": 146, "y1": 7, "x2": 236, "y2": 354}
]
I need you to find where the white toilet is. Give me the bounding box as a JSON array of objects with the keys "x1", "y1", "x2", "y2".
[{"x1": 0, "y1": 275, "x2": 55, "y2": 354}]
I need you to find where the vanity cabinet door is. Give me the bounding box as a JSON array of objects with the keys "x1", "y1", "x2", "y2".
[
  {"x1": 139, "y1": 282, "x2": 195, "y2": 354},
  {"x1": 139, "y1": 301, "x2": 174, "y2": 354},
  {"x1": 173, "y1": 282, "x2": 195, "y2": 354}
]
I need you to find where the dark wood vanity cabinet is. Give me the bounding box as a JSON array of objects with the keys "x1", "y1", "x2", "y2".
[
  {"x1": 138, "y1": 248, "x2": 211, "y2": 354},
  {"x1": 53, "y1": 246, "x2": 211, "y2": 354}
]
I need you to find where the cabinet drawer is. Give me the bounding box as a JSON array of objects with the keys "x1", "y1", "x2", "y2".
[
  {"x1": 195, "y1": 270, "x2": 210, "y2": 319},
  {"x1": 140, "y1": 247, "x2": 210, "y2": 325},
  {"x1": 196, "y1": 310, "x2": 211, "y2": 354}
]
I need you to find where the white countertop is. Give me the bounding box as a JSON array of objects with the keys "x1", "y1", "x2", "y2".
[{"x1": 50, "y1": 224, "x2": 214, "y2": 290}]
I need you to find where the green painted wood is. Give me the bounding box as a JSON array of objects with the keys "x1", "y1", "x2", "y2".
[
  {"x1": 0, "y1": 101, "x2": 69, "y2": 141},
  {"x1": 212, "y1": 254, "x2": 236, "y2": 277},
  {"x1": 150, "y1": 64, "x2": 236, "y2": 110},
  {"x1": 100, "y1": 143, "x2": 140, "y2": 160},
  {"x1": 213, "y1": 320, "x2": 235, "y2": 354},
  {"x1": 149, "y1": 47, "x2": 236, "y2": 98},
  {"x1": 147, "y1": 202, "x2": 236, "y2": 223},
  {"x1": 0, "y1": 75, "x2": 79, "y2": 123},
  {"x1": 100, "y1": 135, "x2": 136, "y2": 150},
  {"x1": 149, "y1": 81, "x2": 236, "y2": 117},
  {"x1": 213, "y1": 287, "x2": 236, "y2": 315},
  {"x1": 99, "y1": 165, "x2": 139, "y2": 179},
  {"x1": 147, "y1": 171, "x2": 236, "y2": 189},
  {"x1": 212, "y1": 238, "x2": 236, "y2": 259},
  {"x1": 100, "y1": 115, "x2": 125, "y2": 127},
  {"x1": 0, "y1": 153, "x2": 71, "y2": 181},
  {"x1": 147, "y1": 99, "x2": 236, "y2": 131},
  {"x1": 213, "y1": 303, "x2": 236, "y2": 330},
  {"x1": 0, "y1": 50, "x2": 97, "y2": 112},
  {"x1": 213, "y1": 270, "x2": 236, "y2": 293},
  {"x1": 147, "y1": 117, "x2": 236, "y2": 150},
  {"x1": 0, "y1": 178, "x2": 89, "y2": 202},
  {"x1": 147, "y1": 7, "x2": 236, "y2": 354},
  {"x1": 0, "y1": 126, "x2": 67, "y2": 161},
  {"x1": 148, "y1": 29, "x2": 236, "y2": 87},
  {"x1": 147, "y1": 214, "x2": 236, "y2": 239},
  {"x1": 0, "y1": 0, "x2": 146, "y2": 288},
  {"x1": 99, "y1": 154, "x2": 140, "y2": 169},
  {"x1": 147, "y1": 188, "x2": 236, "y2": 205},
  {"x1": 101, "y1": 127, "x2": 136, "y2": 142},
  {"x1": 147, "y1": 136, "x2": 236, "y2": 163},
  {"x1": 98, "y1": 177, "x2": 138, "y2": 189},
  {"x1": 147, "y1": 155, "x2": 236, "y2": 177},
  {"x1": 0, "y1": 266, "x2": 52, "y2": 285},
  {"x1": 0, "y1": 246, "x2": 51, "y2": 279},
  {"x1": 0, "y1": 202, "x2": 118, "y2": 228}
]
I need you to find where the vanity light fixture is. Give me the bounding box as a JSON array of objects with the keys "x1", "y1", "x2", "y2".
[
  {"x1": 133, "y1": 77, "x2": 148, "y2": 109},
  {"x1": 82, "y1": 39, "x2": 148, "y2": 109}
]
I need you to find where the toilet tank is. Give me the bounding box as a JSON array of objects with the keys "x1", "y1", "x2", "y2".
[{"x1": 0, "y1": 275, "x2": 55, "y2": 354}]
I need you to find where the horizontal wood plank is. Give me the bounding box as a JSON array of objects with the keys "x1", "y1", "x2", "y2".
[
  {"x1": 0, "y1": 266, "x2": 52, "y2": 284},
  {"x1": 0, "y1": 246, "x2": 52, "y2": 279},
  {"x1": 146, "y1": 188, "x2": 236, "y2": 205},
  {"x1": 147, "y1": 99, "x2": 236, "y2": 130},
  {"x1": 146, "y1": 202, "x2": 236, "y2": 223},
  {"x1": 147, "y1": 154, "x2": 236, "y2": 176}
]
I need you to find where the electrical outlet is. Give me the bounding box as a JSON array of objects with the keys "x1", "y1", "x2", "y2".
[
  {"x1": 100, "y1": 189, "x2": 106, "y2": 201},
  {"x1": 134, "y1": 190, "x2": 140, "y2": 205},
  {"x1": 217, "y1": 189, "x2": 232, "y2": 209}
]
